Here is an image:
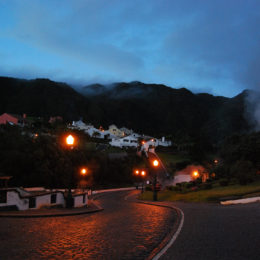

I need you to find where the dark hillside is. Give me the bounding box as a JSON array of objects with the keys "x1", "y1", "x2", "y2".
[
  {"x1": 0, "y1": 77, "x2": 251, "y2": 143},
  {"x1": 0, "y1": 77, "x2": 88, "y2": 121}
]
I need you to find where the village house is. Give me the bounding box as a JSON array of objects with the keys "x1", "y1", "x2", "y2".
[
  {"x1": 109, "y1": 134, "x2": 139, "y2": 148},
  {"x1": 71, "y1": 120, "x2": 115, "y2": 139},
  {"x1": 49, "y1": 116, "x2": 63, "y2": 124},
  {"x1": 0, "y1": 113, "x2": 27, "y2": 126},
  {"x1": 108, "y1": 124, "x2": 125, "y2": 138},
  {"x1": 71, "y1": 120, "x2": 172, "y2": 149},
  {"x1": 120, "y1": 127, "x2": 133, "y2": 136},
  {"x1": 0, "y1": 187, "x2": 88, "y2": 211},
  {"x1": 173, "y1": 165, "x2": 208, "y2": 185}
]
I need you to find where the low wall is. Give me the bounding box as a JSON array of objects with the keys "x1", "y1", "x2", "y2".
[
  {"x1": 73, "y1": 194, "x2": 88, "y2": 208},
  {"x1": 93, "y1": 187, "x2": 135, "y2": 194}
]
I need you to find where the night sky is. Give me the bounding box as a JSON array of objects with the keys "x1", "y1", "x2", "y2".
[{"x1": 1, "y1": 0, "x2": 260, "y2": 97}]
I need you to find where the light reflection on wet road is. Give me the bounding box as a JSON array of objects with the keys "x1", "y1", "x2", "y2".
[{"x1": 0, "y1": 191, "x2": 176, "y2": 259}]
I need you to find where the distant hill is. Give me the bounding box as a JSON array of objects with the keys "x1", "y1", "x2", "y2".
[
  {"x1": 0, "y1": 77, "x2": 253, "y2": 143},
  {"x1": 0, "y1": 77, "x2": 88, "y2": 121}
]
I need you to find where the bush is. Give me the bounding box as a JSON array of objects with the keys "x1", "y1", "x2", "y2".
[
  {"x1": 219, "y1": 178, "x2": 229, "y2": 186},
  {"x1": 191, "y1": 186, "x2": 199, "y2": 192},
  {"x1": 194, "y1": 177, "x2": 202, "y2": 185},
  {"x1": 145, "y1": 185, "x2": 152, "y2": 191},
  {"x1": 200, "y1": 183, "x2": 212, "y2": 190},
  {"x1": 231, "y1": 160, "x2": 257, "y2": 185},
  {"x1": 187, "y1": 181, "x2": 195, "y2": 188},
  {"x1": 166, "y1": 185, "x2": 174, "y2": 191}
]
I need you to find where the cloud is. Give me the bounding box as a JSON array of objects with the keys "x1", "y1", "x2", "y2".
[
  {"x1": 161, "y1": 0, "x2": 260, "y2": 93},
  {"x1": 1, "y1": 0, "x2": 260, "y2": 96},
  {"x1": 8, "y1": 0, "x2": 144, "y2": 78}
]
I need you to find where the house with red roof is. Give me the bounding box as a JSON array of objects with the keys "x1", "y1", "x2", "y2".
[{"x1": 0, "y1": 113, "x2": 27, "y2": 126}]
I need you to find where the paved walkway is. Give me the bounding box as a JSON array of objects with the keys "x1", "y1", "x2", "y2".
[{"x1": 0, "y1": 190, "x2": 176, "y2": 260}]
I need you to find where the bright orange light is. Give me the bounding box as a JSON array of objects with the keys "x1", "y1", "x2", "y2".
[
  {"x1": 66, "y1": 135, "x2": 74, "y2": 146},
  {"x1": 141, "y1": 170, "x2": 146, "y2": 176},
  {"x1": 142, "y1": 141, "x2": 145, "y2": 145},
  {"x1": 193, "y1": 171, "x2": 199, "y2": 177},
  {"x1": 153, "y1": 160, "x2": 159, "y2": 167},
  {"x1": 214, "y1": 159, "x2": 218, "y2": 164},
  {"x1": 81, "y1": 168, "x2": 87, "y2": 175},
  {"x1": 135, "y1": 170, "x2": 139, "y2": 175}
]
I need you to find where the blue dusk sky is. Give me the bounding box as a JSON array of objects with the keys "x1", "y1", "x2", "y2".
[{"x1": 0, "y1": 0, "x2": 260, "y2": 97}]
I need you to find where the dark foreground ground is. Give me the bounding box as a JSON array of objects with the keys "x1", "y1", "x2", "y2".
[
  {"x1": 0, "y1": 190, "x2": 176, "y2": 259},
  {"x1": 161, "y1": 201, "x2": 260, "y2": 260}
]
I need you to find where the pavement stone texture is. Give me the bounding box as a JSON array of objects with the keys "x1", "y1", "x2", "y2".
[{"x1": 0, "y1": 190, "x2": 177, "y2": 259}]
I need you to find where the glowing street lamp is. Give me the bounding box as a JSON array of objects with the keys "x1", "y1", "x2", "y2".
[
  {"x1": 63, "y1": 133, "x2": 77, "y2": 208},
  {"x1": 151, "y1": 159, "x2": 160, "y2": 201},
  {"x1": 80, "y1": 167, "x2": 88, "y2": 192},
  {"x1": 141, "y1": 170, "x2": 146, "y2": 193},
  {"x1": 80, "y1": 168, "x2": 87, "y2": 176},
  {"x1": 66, "y1": 134, "x2": 75, "y2": 146},
  {"x1": 153, "y1": 160, "x2": 159, "y2": 167},
  {"x1": 193, "y1": 171, "x2": 199, "y2": 177}
]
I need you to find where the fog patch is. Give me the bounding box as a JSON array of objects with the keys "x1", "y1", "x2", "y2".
[{"x1": 245, "y1": 90, "x2": 260, "y2": 131}]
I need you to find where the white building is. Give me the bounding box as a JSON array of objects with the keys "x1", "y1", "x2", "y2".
[
  {"x1": 71, "y1": 120, "x2": 115, "y2": 139},
  {"x1": 70, "y1": 120, "x2": 172, "y2": 148},
  {"x1": 120, "y1": 127, "x2": 133, "y2": 136},
  {"x1": 0, "y1": 187, "x2": 88, "y2": 210},
  {"x1": 109, "y1": 135, "x2": 139, "y2": 148}
]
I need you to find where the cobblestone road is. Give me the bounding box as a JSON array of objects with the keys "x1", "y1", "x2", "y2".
[{"x1": 0, "y1": 191, "x2": 176, "y2": 259}]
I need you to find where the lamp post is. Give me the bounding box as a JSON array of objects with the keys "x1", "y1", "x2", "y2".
[
  {"x1": 64, "y1": 134, "x2": 76, "y2": 208},
  {"x1": 141, "y1": 170, "x2": 146, "y2": 193},
  {"x1": 134, "y1": 169, "x2": 146, "y2": 192},
  {"x1": 80, "y1": 167, "x2": 87, "y2": 192},
  {"x1": 134, "y1": 170, "x2": 140, "y2": 189},
  {"x1": 152, "y1": 159, "x2": 159, "y2": 201}
]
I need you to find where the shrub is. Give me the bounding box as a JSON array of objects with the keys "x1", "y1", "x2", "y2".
[
  {"x1": 166, "y1": 185, "x2": 175, "y2": 191},
  {"x1": 187, "y1": 182, "x2": 195, "y2": 188},
  {"x1": 219, "y1": 178, "x2": 229, "y2": 186},
  {"x1": 194, "y1": 177, "x2": 202, "y2": 185},
  {"x1": 200, "y1": 183, "x2": 212, "y2": 190},
  {"x1": 145, "y1": 185, "x2": 152, "y2": 191},
  {"x1": 191, "y1": 186, "x2": 199, "y2": 192},
  {"x1": 231, "y1": 160, "x2": 257, "y2": 185}
]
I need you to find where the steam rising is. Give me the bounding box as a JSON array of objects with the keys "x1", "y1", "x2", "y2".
[{"x1": 245, "y1": 90, "x2": 260, "y2": 131}]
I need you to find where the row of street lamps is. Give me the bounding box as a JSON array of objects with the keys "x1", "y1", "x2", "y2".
[
  {"x1": 65, "y1": 133, "x2": 160, "y2": 205},
  {"x1": 64, "y1": 134, "x2": 88, "y2": 207},
  {"x1": 134, "y1": 159, "x2": 160, "y2": 200}
]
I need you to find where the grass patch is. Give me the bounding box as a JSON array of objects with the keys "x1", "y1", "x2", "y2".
[
  {"x1": 157, "y1": 152, "x2": 189, "y2": 165},
  {"x1": 139, "y1": 180, "x2": 260, "y2": 202}
]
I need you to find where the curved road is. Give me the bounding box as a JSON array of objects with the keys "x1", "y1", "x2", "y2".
[
  {"x1": 161, "y1": 201, "x2": 260, "y2": 260},
  {"x1": 0, "y1": 190, "x2": 176, "y2": 259}
]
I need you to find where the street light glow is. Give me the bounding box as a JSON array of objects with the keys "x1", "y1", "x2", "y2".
[
  {"x1": 81, "y1": 168, "x2": 87, "y2": 175},
  {"x1": 141, "y1": 170, "x2": 146, "y2": 176},
  {"x1": 66, "y1": 135, "x2": 75, "y2": 146},
  {"x1": 153, "y1": 160, "x2": 159, "y2": 167},
  {"x1": 135, "y1": 170, "x2": 139, "y2": 175},
  {"x1": 193, "y1": 171, "x2": 199, "y2": 177}
]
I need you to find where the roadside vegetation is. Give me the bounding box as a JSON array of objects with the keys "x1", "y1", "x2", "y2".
[
  {"x1": 0, "y1": 124, "x2": 141, "y2": 189},
  {"x1": 140, "y1": 179, "x2": 260, "y2": 202}
]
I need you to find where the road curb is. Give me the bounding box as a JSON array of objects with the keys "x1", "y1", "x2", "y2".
[
  {"x1": 0, "y1": 201, "x2": 104, "y2": 218},
  {"x1": 220, "y1": 196, "x2": 260, "y2": 205},
  {"x1": 136, "y1": 201, "x2": 184, "y2": 260},
  {"x1": 125, "y1": 194, "x2": 184, "y2": 260}
]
